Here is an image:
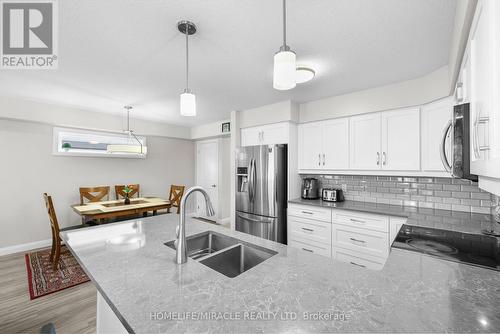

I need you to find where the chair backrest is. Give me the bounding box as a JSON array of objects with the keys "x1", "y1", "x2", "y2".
[
  {"x1": 115, "y1": 184, "x2": 140, "y2": 200},
  {"x1": 169, "y1": 185, "x2": 185, "y2": 209},
  {"x1": 79, "y1": 186, "x2": 110, "y2": 204},
  {"x1": 43, "y1": 193, "x2": 60, "y2": 235}
]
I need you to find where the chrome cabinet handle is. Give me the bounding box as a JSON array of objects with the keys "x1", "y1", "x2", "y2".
[
  {"x1": 301, "y1": 227, "x2": 314, "y2": 232},
  {"x1": 440, "y1": 119, "x2": 453, "y2": 173},
  {"x1": 318, "y1": 154, "x2": 321, "y2": 166},
  {"x1": 382, "y1": 152, "x2": 387, "y2": 165},
  {"x1": 349, "y1": 218, "x2": 366, "y2": 224},
  {"x1": 302, "y1": 248, "x2": 314, "y2": 253},
  {"x1": 301, "y1": 211, "x2": 313, "y2": 215},
  {"x1": 350, "y1": 261, "x2": 366, "y2": 268},
  {"x1": 349, "y1": 237, "x2": 366, "y2": 244},
  {"x1": 376, "y1": 152, "x2": 380, "y2": 165},
  {"x1": 322, "y1": 154, "x2": 325, "y2": 166}
]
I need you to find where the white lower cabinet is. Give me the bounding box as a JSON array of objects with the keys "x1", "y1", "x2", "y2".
[{"x1": 288, "y1": 204, "x2": 406, "y2": 269}]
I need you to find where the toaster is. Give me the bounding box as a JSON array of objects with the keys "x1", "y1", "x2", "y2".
[{"x1": 322, "y1": 188, "x2": 344, "y2": 202}]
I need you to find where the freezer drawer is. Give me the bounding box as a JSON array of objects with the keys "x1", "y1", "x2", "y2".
[{"x1": 236, "y1": 212, "x2": 281, "y2": 243}]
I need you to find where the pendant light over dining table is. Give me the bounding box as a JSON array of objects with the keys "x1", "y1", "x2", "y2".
[
  {"x1": 178, "y1": 20, "x2": 197, "y2": 117},
  {"x1": 273, "y1": 0, "x2": 296, "y2": 90}
]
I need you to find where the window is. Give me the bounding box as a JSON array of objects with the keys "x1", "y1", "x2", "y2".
[{"x1": 53, "y1": 127, "x2": 147, "y2": 158}]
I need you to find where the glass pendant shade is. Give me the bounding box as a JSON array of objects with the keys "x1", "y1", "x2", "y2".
[
  {"x1": 273, "y1": 50, "x2": 297, "y2": 90},
  {"x1": 180, "y1": 91, "x2": 196, "y2": 117}
]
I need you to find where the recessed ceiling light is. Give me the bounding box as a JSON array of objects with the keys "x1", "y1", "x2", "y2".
[{"x1": 296, "y1": 66, "x2": 315, "y2": 84}]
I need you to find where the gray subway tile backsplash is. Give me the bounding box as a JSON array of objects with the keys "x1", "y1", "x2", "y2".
[{"x1": 301, "y1": 174, "x2": 496, "y2": 214}]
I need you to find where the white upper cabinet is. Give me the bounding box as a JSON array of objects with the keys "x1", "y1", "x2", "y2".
[
  {"x1": 349, "y1": 113, "x2": 381, "y2": 170},
  {"x1": 421, "y1": 98, "x2": 453, "y2": 172},
  {"x1": 322, "y1": 118, "x2": 349, "y2": 169},
  {"x1": 469, "y1": 0, "x2": 500, "y2": 179},
  {"x1": 298, "y1": 122, "x2": 323, "y2": 169},
  {"x1": 241, "y1": 122, "x2": 289, "y2": 146},
  {"x1": 381, "y1": 108, "x2": 420, "y2": 170},
  {"x1": 298, "y1": 119, "x2": 349, "y2": 170}
]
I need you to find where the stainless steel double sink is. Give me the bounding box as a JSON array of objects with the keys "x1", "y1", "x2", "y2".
[{"x1": 165, "y1": 231, "x2": 277, "y2": 278}]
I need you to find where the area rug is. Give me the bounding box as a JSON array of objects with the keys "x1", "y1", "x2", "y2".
[{"x1": 25, "y1": 246, "x2": 90, "y2": 300}]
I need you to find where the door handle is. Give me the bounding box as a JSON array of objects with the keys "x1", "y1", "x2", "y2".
[
  {"x1": 301, "y1": 227, "x2": 314, "y2": 232},
  {"x1": 382, "y1": 152, "x2": 387, "y2": 166},
  {"x1": 376, "y1": 152, "x2": 380, "y2": 165},
  {"x1": 302, "y1": 248, "x2": 314, "y2": 253},
  {"x1": 349, "y1": 218, "x2": 366, "y2": 224},
  {"x1": 322, "y1": 154, "x2": 326, "y2": 166},
  {"x1": 301, "y1": 211, "x2": 314, "y2": 215},
  {"x1": 440, "y1": 119, "x2": 453, "y2": 172},
  {"x1": 318, "y1": 154, "x2": 321, "y2": 166},
  {"x1": 349, "y1": 237, "x2": 366, "y2": 244},
  {"x1": 350, "y1": 261, "x2": 366, "y2": 268},
  {"x1": 236, "y1": 213, "x2": 272, "y2": 224}
]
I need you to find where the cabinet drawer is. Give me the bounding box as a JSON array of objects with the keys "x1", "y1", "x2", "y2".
[
  {"x1": 288, "y1": 216, "x2": 332, "y2": 246},
  {"x1": 288, "y1": 204, "x2": 331, "y2": 222},
  {"x1": 288, "y1": 239, "x2": 331, "y2": 258},
  {"x1": 333, "y1": 247, "x2": 385, "y2": 270},
  {"x1": 334, "y1": 210, "x2": 389, "y2": 232},
  {"x1": 332, "y1": 224, "x2": 389, "y2": 257}
]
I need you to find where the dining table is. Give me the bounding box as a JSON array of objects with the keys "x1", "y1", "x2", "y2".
[{"x1": 71, "y1": 197, "x2": 172, "y2": 222}]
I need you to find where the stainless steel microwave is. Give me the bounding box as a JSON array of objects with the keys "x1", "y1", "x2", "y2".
[{"x1": 440, "y1": 103, "x2": 478, "y2": 181}]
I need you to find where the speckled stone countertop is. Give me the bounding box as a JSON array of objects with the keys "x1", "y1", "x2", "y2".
[
  {"x1": 289, "y1": 198, "x2": 500, "y2": 236},
  {"x1": 61, "y1": 214, "x2": 500, "y2": 333}
]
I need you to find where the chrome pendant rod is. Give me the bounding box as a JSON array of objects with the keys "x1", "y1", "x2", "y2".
[
  {"x1": 282, "y1": 0, "x2": 287, "y2": 47},
  {"x1": 185, "y1": 26, "x2": 189, "y2": 91}
]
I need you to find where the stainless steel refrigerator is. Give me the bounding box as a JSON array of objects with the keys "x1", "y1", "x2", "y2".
[{"x1": 235, "y1": 144, "x2": 287, "y2": 244}]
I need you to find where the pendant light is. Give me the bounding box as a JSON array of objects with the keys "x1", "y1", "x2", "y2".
[
  {"x1": 107, "y1": 106, "x2": 147, "y2": 154},
  {"x1": 273, "y1": 0, "x2": 296, "y2": 90},
  {"x1": 178, "y1": 20, "x2": 197, "y2": 117}
]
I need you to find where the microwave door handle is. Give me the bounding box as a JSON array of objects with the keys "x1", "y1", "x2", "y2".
[{"x1": 440, "y1": 119, "x2": 453, "y2": 173}]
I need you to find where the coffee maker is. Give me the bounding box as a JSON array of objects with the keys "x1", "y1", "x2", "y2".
[{"x1": 301, "y1": 178, "x2": 320, "y2": 199}]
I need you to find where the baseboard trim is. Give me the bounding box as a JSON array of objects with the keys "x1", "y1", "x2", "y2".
[{"x1": 0, "y1": 239, "x2": 51, "y2": 256}]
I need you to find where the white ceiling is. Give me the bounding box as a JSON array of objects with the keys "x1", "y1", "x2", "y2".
[{"x1": 0, "y1": 0, "x2": 457, "y2": 126}]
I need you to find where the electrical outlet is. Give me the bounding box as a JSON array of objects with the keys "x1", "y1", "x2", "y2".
[{"x1": 341, "y1": 184, "x2": 347, "y2": 192}]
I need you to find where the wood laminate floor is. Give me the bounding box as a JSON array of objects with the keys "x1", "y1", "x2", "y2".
[{"x1": 0, "y1": 250, "x2": 97, "y2": 334}]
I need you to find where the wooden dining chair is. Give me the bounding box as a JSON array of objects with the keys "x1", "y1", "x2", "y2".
[
  {"x1": 79, "y1": 186, "x2": 110, "y2": 204},
  {"x1": 115, "y1": 184, "x2": 140, "y2": 200},
  {"x1": 43, "y1": 193, "x2": 91, "y2": 270},
  {"x1": 168, "y1": 185, "x2": 185, "y2": 214}
]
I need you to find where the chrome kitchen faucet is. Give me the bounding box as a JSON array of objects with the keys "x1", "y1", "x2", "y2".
[{"x1": 175, "y1": 186, "x2": 215, "y2": 264}]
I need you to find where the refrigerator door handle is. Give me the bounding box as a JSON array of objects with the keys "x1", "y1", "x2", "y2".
[
  {"x1": 248, "y1": 158, "x2": 254, "y2": 202},
  {"x1": 236, "y1": 212, "x2": 272, "y2": 224},
  {"x1": 250, "y1": 158, "x2": 257, "y2": 203},
  {"x1": 440, "y1": 119, "x2": 453, "y2": 173}
]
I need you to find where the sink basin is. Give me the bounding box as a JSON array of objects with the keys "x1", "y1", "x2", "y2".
[
  {"x1": 165, "y1": 230, "x2": 277, "y2": 277},
  {"x1": 164, "y1": 231, "x2": 239, "y2": 260},
  {"x1": 199, "y1": 243, "x2": 277, "y2": 278}
]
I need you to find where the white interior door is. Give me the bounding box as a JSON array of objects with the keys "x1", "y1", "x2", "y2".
[
  {"x1": 323, "y1": 118, "x2": 349, "y2": 169},
  {"x1": 381, "y1": 108, "x2": 420, "y2": 170},
  {"x1": 350, "y1": 113, "x2": 381, "y2": 170},
  {"x1": 196, "y1": 140, "x2": 218, "y2": 221}
]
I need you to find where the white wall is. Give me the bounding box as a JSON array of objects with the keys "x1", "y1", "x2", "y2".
[
  {"x1": 0, "y1": 95, "x2": 191, "y2": 139},
  {"x1": 191, "y1": 119, "x2": 231, "y2": 140},
  {"x1": 218, "y1": 137, "x2": 231, "y2": 221},
  {"x1": 299, "y1": 66, "x2": 450, "y2": 123},
  {"x1": 238, "y1": 100, "x2": 299, "y2": 128},
  {"x1": 0, "y1": 119, "x2": 195, "y2": 249}
]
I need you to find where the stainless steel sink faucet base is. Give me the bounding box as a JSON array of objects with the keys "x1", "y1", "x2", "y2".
[{"x1": 175, "y1": 186, "x2": 215, "y2": 264}]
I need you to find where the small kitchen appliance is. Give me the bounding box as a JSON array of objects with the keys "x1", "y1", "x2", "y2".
[
  {"x1": 301, "y1": 178, "x2": 320, "y2": 199},
  {"x1": 322, "y1": 188, "x2": 344, "y2": 202}
]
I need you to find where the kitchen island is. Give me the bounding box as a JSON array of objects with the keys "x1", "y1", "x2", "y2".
[{"x1": 61, "y1": 214, "x2": 500, "y2": 333}]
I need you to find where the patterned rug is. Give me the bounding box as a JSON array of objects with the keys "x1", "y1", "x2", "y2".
[{"x1": 25, "y1": 246, "x2": 90, "y2": 300}]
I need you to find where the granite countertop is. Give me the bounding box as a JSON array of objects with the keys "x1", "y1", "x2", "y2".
[
  {"x1": 61, "y1": 214, "x2": 500, "y2": 333},
  {"x1": 289, "y1": 198, "x2": 500, "y2": 236}
]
